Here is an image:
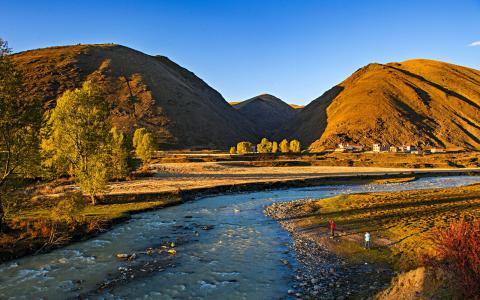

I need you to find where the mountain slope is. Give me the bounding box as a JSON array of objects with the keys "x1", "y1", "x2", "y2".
[
  {"x1": 282, "y1": 59, "x2": 480, "y2": 151},
  {"x1": 12, "y1": 44, "x2": 258, "y2": 149},
  {"x1": 232, "y1": 94, "x2": 297, "y2": 138}
]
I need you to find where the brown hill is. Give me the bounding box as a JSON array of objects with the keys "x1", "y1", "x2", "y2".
[
  {"x1": 232, "y1": 94, "x2": 297, "y2": 138},
  {"x1": 281, "y1": 59, "x2": 480, "y2": 151},
  {"x1": 12, "y1": 44, "x2": 258, "y2": 149}
]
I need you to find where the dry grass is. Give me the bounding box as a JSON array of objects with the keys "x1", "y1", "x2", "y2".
[
  {"x1": 283, "y1": 59, "x2": 480, "y2": 150},
  {"x1": 275, "y1": 183, "x2": 480, "y2": 270}
]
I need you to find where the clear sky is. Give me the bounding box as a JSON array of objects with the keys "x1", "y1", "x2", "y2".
[{"x1": 2, "y1": 0, "x2": 480, "y2": 105}]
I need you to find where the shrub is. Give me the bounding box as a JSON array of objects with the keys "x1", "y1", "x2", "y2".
[
  {"x1": 279, "y1": 139, "x2": 289, "y2": 153},
  {"x1": 289, "y1": 139, "x2": 301, "y2": 153},
  {"x1": 272, "y1": 141, "x2": 278, "y2": 153},
  {"x1": 110, "y1": 127, "x2": 130, "y2": 178},
  {"x1": 257, "y1": 138, "x2": 273, "y2": 153},
  {"x1": 50, "y1": 194, "x2": 86, "y2": 224},
  {"x1": 236, "y1": 141, "x2": 253, "y2": 154},
  {"x1": 229, "y1": 146, "x2": 236, "y2": 154},
  {"x1": 132, "y1": 128, "x2": 147, "y2": 149},
  {"x1": 425, "y1": 219, "x2": 480, "y2": 299},
  {"x1": 135, "y1": 130, "x2": 157, "y2": 164}
]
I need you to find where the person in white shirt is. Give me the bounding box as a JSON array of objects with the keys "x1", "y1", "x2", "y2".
[{"x1": 364, "y1": 232, "x2": 371, "y2": 249}]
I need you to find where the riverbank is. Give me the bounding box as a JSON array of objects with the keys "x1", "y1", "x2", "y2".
[
  {"x1": 1, "y1": 168, "x2": 479, "y2": 263},
  {"x1": 264, "y1": 182, "x2": 480, "y2": 298}
]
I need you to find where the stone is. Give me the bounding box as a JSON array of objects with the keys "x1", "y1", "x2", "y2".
[{"x1": 288, "y1": 289, "x2": 295, "y2": 295}]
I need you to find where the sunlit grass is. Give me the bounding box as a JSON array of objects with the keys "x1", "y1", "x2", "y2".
[{"x1": 291, "y1": 183, "x2": 480, "y2": 270}]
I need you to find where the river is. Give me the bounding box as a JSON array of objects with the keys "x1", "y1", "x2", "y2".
[{"x1": 0, "y1": 176, "x2": 479, "y2": 299}]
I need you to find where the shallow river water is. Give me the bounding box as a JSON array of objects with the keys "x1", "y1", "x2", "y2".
[{"x1": 1, "y1": 176, "x2": 479, "y2": 299}]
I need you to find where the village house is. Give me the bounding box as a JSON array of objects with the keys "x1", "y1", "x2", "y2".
[
  {"x1": 335, "y1": 143, "x2": 364, "y2": 153},
  {"x1": 372, "y1": 143, "x2": 389, "y2": 153},
  {"x1": 402, "y1": 145, "x2": 417, "y2": 153},
  {"x1": 389, "y1": 145, "x2": 398, "y2": 153}
]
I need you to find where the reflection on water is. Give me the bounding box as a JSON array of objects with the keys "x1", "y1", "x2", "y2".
[{"x1": 0, "y1": 176, "x2": 479, "y2": 299}]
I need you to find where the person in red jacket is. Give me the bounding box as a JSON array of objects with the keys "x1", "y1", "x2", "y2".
[{"x1": 329, "y1": 220, "x2": 335, "y2": 237}]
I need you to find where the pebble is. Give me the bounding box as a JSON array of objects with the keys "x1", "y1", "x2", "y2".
[
  {"x1": 265, "y1": 208, "x2": 395, "y2": 299},
  {"x1": 116, "y1": 253, "x2": 129, "y2": 260}
]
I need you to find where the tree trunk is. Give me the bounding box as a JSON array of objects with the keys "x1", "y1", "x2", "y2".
[
  {"x1": 90, "y1": 194, "x2": 97, "y2": 206},
  {"x1": 0, "y1": 197, "x2": 4, "y2": 233}
]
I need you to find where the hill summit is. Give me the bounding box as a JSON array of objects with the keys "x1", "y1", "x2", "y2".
[
  {"x1": 281, "y1": 59, "x2": 480, "y2": 151},
  {"x1": 12, "y1": 44, "x2": 258, "y2": 149},
  {"x1": 232, "y1": 94, "x2": 297, "y2": 138}
]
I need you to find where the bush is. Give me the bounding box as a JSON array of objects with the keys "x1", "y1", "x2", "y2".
[
  {"x1": 272, "y1": 141, "x2": 278, "y2": 153},
  {"x1": 289, "y1": 139, "x2": 301, "y2": 153},
  {"x1": 257, "y1": 138, "x2": 273, "y2": 153},
  {"x1": 50, "y1": 194, "x2": 86, "y2": 224},
  {"x1": 134, "y1": 128, "x2": 157, "y2": 164},
  {"x1": 132, "y1": 128, "x2": 147, "y2": 149},
  {"x1": 236, "y1": 141, "x2": 253, "y2": 154},
  {"x1": 425, "y1": 219, "x2": 480, "y2": 299},
  {"x1": 110, "y1": 127, "x2": 130, "y2": 178},
  {"x1": 279, "y1": 139, "x2": 289, "y2": 153},
  {"x1": 229, "y1": 146, "x2": 236, "y2": 154}
]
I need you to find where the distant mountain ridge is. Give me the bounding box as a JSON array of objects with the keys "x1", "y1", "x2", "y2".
[
  {"x1": 11, "y1": 44, "x2": 258, "y2": 149},
  {"x1": 281, "y1": 59, "x2": 480, "y2": 151},
  {"x1": 232, "y1": 94, "x2": 297, "y2": 138}
]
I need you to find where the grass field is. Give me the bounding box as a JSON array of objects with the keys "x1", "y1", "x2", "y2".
[
  {"x1": 266, "y1": 182, "x2": 480, "y2": 270},
  {"x1": 1, "y1": 151, "x2": 479, "y2": 263}
]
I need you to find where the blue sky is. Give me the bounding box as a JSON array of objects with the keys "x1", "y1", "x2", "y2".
[{"x1": 3, "y1": 0, "x2": 480, "y2": 105}]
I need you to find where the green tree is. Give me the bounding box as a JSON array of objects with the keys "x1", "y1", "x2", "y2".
[
  {"x1": 136, "y1": 132, "x2": 156, "y2": 163},
  {"x1": 50, "y1": 193, "x2": 86, "y2": 224},
  {"x1": 236, "y1": 141, "x2": 252, "y2": 154},
  {"x1": 229, "y1": 146, "x2": 236, "y2": 155},
  {"x1": 133, "y1": 127, "x2": 147, "y2": 149},
  {"x1": 42, "y1": 80, "x2": 111, "y2": 205},
  {"x1": 110, "y1": 127, "x2": 130, "y2": 178},
  {"x1": 279, "y1": 139, "x2": 289, "y2": 153},
  {"x1": 0, "y1": 38, "x2": 41, "y2": 228},
  {"x1": 257, "y1": 138, "x2": 273, "y2": 153},
  {"x1": 289, "y1": 139, "x2": 301, "y2": 153},
  {"x1": 272, "y1": 141, "x2": 278, "y2": 153}
]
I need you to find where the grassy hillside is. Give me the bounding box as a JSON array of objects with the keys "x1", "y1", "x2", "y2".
[
  {"x1": 12, "y1": 44, "x2": 258, "y2": 149},
  {"x1": 281, "y1": 59, "x2": 480, "y2": 151}
]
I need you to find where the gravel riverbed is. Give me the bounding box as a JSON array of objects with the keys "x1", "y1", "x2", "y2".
[{"x1": 265, "y1": 201, "x2": 395, "y2": 299}]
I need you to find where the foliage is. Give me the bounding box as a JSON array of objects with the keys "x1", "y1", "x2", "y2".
[
  {"x1": 289, "y1": 139, "x2": 301, "y2": 153},
  {"x1": 229, "y1": 146, "x2": 236, "y2": 155},
  {"x1": 279, "y1": 139, "x2": 289, "y2": 153},
  {"x1": 425, "y1": 219, "x2": 480, "y2": 299},
  {"x1": 0, "y1": 38, "x2": 41, "y2": 228},
  {"x1": 257, "y1": 138, "x2": 273, "y2": 153},
  {"x1": 50, "y1": 193, "x2": 86, "y2": 224},
  {"x1": 236, "y1": 141, "x2": 253, "y2": 154},
  {"x1": 132, "y1": 127, "x2": 147, "y2": 149},
  {"x1": 42, "y1": 80, "x2": 111, "y2": 205},
  {"x1": 110, "y1": 127, "x2": 130, "y2": 178},
  {"x1": 134, "y1": 129, "x2": 157, "y2": 163},
  {"x1": 272, "y1": 141, "x2": 278, "y2": 153}
]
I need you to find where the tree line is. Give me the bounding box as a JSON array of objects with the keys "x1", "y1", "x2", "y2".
[
  {"x1": 0, "y1": 38, "x2": 157, "y2": 228},
  {"x1": 230, "y1": 138, "x2": 301, "y2": 154}
]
